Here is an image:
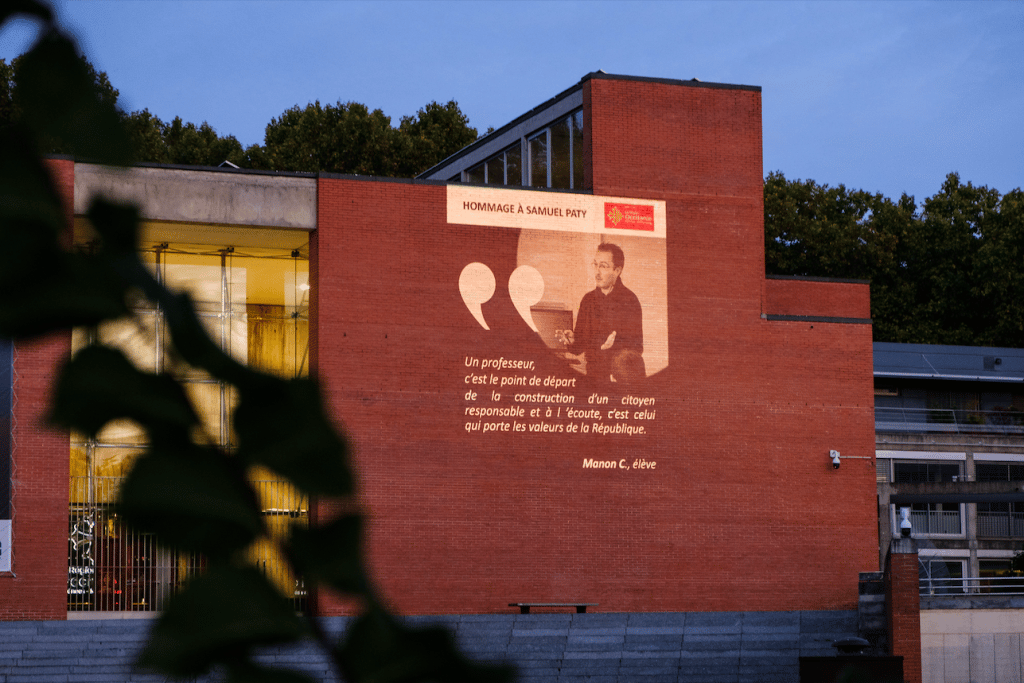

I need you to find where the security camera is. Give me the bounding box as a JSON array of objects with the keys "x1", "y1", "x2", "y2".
[
  {"x1": 830, "y1": 450, "x2": 841, "y2": 469},
  {"x1": 899, "y1": 507, "x2": 912, "y2": 537}
]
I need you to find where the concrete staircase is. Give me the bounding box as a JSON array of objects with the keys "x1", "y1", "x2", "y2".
[{"x1": 0, "y1": 610, "x2": 858, "y2": 683}]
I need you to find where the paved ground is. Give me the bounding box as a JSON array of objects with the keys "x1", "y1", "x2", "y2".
[{"x1": 0, "y1": 609, "x2": 858, "y2": 682}]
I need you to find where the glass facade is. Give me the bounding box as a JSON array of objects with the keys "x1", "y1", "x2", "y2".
[
  {"x1": 69, "y1": 236, "x2": 309, "y2": 611},
  {"x1": 462, "y1": 108, "x2": 582, "y2": 190}
]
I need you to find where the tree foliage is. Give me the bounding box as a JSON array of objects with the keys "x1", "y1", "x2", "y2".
[
  {"x1": 3, "y1": 48, "x2": 476, "y2": 176},
  {"x1": 256, "y1": 98, "x2": 477, "y2": 176},
  {"x1": 7, "y1": 12, "x2": 1020, "y2": 350},
  {"x1": 123, "y1": 110, "x2": 249, "y2": 167},
  {"x1": 397, "y1": 100, "x2": 479, "y2": 176},
  {"x1": 765, "y1": 171, "x2": 1024, "y2": 348},
  {"x1": 0, "y1": 4, "x2": 510, "y2": 682},
  {"x1": 259, "y1": 100, "x2": 403, "y2": 175}
]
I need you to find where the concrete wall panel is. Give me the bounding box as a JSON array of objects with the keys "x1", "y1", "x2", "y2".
[{"x1": 74, "y1": 164, "x2": 316, "y2": 229}]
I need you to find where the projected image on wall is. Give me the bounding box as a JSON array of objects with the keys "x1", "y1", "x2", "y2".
[
  {"x1": 454, "y1": 186, "x2": 667, "y2": 383},
  {"x1": 452, "y1": 186, "x2": 666, "y2": 444},
  {"x1": 516, "y1": 230, "x2": 668, "y2": 385}
]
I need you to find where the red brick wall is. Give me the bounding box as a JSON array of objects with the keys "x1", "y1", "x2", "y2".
[
  {"x1": 0, "y1": 158, "x2": 74, "y2": 618},
  {"x1": 0, "y1": 158, "x2": 75, "y2": 620},
  {"x1": 0, "y1": 335, "x2": 71, "y2": 620},
  {"x1": 765, "y1": 277, "x2": 871, "y2": 320},
  {"x1": 310, "y1": 77, "x2": 877, "y2": 615},
  {"x1": 887, "y1": 544, "x2": 922, "y2": 683}
]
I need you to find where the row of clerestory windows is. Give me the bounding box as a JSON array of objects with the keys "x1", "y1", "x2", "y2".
[{"x1": 455, "y1": 109, "x2": 584, "y2": 190}]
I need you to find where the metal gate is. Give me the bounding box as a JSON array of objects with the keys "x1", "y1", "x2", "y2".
[{"x1": 69, "y1": 476, "x2": 307, "y2": 613}]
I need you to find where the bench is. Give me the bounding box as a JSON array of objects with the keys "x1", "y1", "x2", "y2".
[{"x1": 509, "y1": 602, "x2": 598, "y2": 614}]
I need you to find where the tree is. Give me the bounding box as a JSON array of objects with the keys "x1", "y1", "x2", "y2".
[
  {"x1": 397, "y1": 100, "x2": 478, "y2": 176},
  {"x1": 0, "y1": 44, "x2": 124, "y2": 159},
  {"x1": 765, "y1": 171, "x2": 1024, "y2": 348},
  {"x1": 122, "y1": 108, "x2": 167, "y2": 164},
  {"x1": 968, "y1": 186, "x2": 1024, "y2": 348},
  {"x1": 258, "y1": 100, "x2": 404, "y2": 175},
  {"x1": 900, "y1": 173, "x2": 997, "y2": 345},
  {"x1": 123, "y1": 110, "x2": 248, "y2": 167},
  {"x1": 253, "y1": 99, "x2": 478, "y2": 176},
  {"x1": 0, "y1": 3, "x2": 511, "y2": 681},
  {"x1": 161, "y1": 116, "x2": 247, "y2": 167},
  {"x1": 764, "y1": 171, "x2": 888, "y2": 279}
]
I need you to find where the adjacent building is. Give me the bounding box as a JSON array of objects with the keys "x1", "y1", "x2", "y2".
[{"x1": 875, "y1": 342, "x2": 1024, "y2": 587}]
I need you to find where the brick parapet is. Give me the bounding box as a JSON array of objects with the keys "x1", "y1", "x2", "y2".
[{"x1": 886, "y1": 538, "x2": 922, "y2": 683}]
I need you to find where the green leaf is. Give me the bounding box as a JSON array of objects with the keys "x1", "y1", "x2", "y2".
[
  {"x1": 86, "y1": 197, "x2": 141, "y2": 256},
  {"x1": 0, "y1": 131, "x2": 132, "y2": 338},
  {"x1": 159, "y1": 291, "x2": 253, "y2": 386},
  {"x1": 0, "y1": 0, "x2": 52, "y2": 26},
  {"x1": 224, "y1": 660, "x2": 318, "y2": 683},
  {"x1": 49, "y1": 345, "x2": 198, "y2": 438},
  {"x1": 0, "y1": 251, "x2": 130, "y2": 338},
  {"x1": 339, "y1": 608, "x2": 515, "y2": 683},
  {"x1": 0, "y1": 128, "x2": 67, "y2": 279},
  {"x1": 234, "y1": 376, "x2": 353, "y2": 496},
  {"x1": 139, "y1": 564, "x2": 307, "y2": 677},
  {"x1": 117, "y1": 442, "x2": 263, "y2": 557},
  {"x1": 15, "y1": 29, "x2": 131, "y2": 163},
  {"x1": 288, "y1": 514, "x2": 367, "y2": 595}
]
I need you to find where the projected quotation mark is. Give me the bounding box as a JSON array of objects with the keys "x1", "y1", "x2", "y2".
[{"x1": 459, "y1": 262, "x2": 544, "y2": 332}]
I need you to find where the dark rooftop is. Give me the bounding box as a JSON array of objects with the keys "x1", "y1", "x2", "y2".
[{"x1": 874, "y1": 342, "x2": 1024, "y2": 383}]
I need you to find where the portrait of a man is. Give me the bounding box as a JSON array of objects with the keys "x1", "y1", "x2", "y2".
[{"x1": 562, "y1": 242, "x2": 644, "y2": 383}]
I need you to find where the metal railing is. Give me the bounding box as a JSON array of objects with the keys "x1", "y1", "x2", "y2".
[
  {"x1": 977, "y1": 511, "x2": 1024, "y2": 538},
  {"x1": 910, "y1": 509, "x2": 962, "y2": 535},
  {"x1": 921, "y1": 575, "x2": 1024, "y2": 596},
  {"x1": 876, "y1": 407, "x2": 1024, "y2": 435},
  {"x1": 69, "y1": 476, "x2": 307, "y2": 612}
]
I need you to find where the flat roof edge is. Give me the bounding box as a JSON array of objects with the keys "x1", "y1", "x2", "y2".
[
  {"x1": 874, "y1": 371, "x2": 1024, "y2": 383},
  {"x1": 581, "y1": 71, "x2": 762, "y2": 93},
  {"x1": 75, "y1": 160, "x2": 317, "y2": 179},
  {"x1": 766, "y1": 274, "x2": 870, "y2": 285}
]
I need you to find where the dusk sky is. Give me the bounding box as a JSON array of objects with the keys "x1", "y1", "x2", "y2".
[{"x1": 2, "y1": 1, "x2": 1021, "y2": 205}]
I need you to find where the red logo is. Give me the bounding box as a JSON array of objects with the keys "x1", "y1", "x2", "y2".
[{"x1": 604, "y1": 203, "x2": 654, "y2": 231}]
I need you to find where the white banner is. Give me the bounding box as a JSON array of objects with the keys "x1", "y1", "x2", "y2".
[{"x1": 448, "y1": 186, "x2": 666, "y2": 238}]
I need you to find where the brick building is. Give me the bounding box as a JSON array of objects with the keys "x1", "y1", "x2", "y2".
[{"x1": 1, "y1": 74, "x2": 887, "y2": 678}]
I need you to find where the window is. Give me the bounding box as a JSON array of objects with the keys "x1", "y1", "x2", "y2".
[
  {"x1": 462, "y1": 108, "x2": 584, "y2": 189},
  {"x1": 977, "y1": 502, "x2": 1024, "y2": 538},
  {"x1": 528, "y1": 109, "x2": 584, "y2": 189},
  {"x1": 485, "y1": 156, "x2": 504, "y2": 185},
  {"x1": 550, "y1": 117, "x2": 571, "y2": 189},
  {"x1": 977, "y1": 463, "x2": 1024, "y2": 482},
  {"x1": 981, "y1": 559, "x2": 1013, "y2": 576},
  {"x1": 465, "y1": 163, "x2": 485, "y2": 184},
  {"x1": 505, "y1": 143, "x2": 522, "y2": 186},
  {"x1": 464, "y1": 142, "x2": 523, "y2": 186},
  {"x1": 528, "y1": 131, "x2": 548, "y2": 188},
  {"x1": 893, "y1": 461, "x2": 961, "y2": 483},
  {"x1": 920, "y1": 559, "x2": 965, "y2": 594},
  {"x1": 571, "y1": 110, "x2": 584, "y2": 189}
]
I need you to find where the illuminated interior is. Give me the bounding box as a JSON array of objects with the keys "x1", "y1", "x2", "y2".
[{"x1": 68, "y1": 217, "x2": 310, "y2": 610}]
